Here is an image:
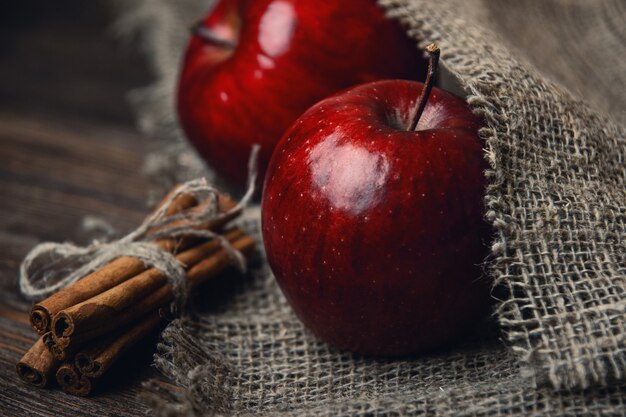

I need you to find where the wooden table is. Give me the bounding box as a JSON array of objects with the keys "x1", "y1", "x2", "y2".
[{"x1": 0, "y1": 2, "x2": 178, "y2": 415}]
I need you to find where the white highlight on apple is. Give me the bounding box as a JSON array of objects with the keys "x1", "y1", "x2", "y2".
[
  {"x1": 258, "y1": 1, "x2": 296, "y2": 58},
  {"x1": 308, "y1": 133, "x2": 390, "y2": 215}
]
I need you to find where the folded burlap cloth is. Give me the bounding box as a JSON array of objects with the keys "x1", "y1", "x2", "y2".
[{"x1": 113, "y1": 0, "x2": 625, "y2": 415}]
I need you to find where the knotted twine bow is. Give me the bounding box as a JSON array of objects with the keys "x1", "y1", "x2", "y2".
[{"x1": 19, "y1": 145, "x2": 260, "y2": 303}]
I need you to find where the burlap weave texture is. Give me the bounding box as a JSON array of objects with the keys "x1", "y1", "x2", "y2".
[
  {"x1": 145, "y1": 272, "x2": 625, "y2": 416},
  {"x1": 113, "y1": 0, "x2": 625, "y2": 414}
]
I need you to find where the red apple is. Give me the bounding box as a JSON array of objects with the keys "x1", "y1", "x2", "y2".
[
  {"x1": 177, "y1": 0, "x2": 425, "y2": 188},
  {"x1": 261, "y1": 45, "x2": 490, "y2": 355}
]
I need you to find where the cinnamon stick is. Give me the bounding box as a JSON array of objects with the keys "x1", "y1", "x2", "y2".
[
  {"x1": 19, "y1": 184, "x2": 254, "y2": 396},
  {"x1": 29, "y1": 190, "x2": 197, "y2": 335},
  {"x1": 185, "y1": 235, "x2": 257, "y2": 286},
  {"x1": 29, "y1": 192, "x2": 238, "y2": 334},
  {"x1": 52, "y1": 230, "x2": 253, "y2": 347},
  {"x1": 75, "y1": 311, "x2": 162, "y2": 378},
  {"x1": 42, "y1": 331, "x2": 69, "y2": 361},
  {"x1": 56, "y1": 363, "x2": 92, "y2": 396},
  {"x1": 16, "y1": 337, "x2": 59, "y2": 388}
]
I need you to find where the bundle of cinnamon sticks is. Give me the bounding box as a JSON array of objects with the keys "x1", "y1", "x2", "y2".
[{"x1": 16, "y1": 186, "x2": 256, "y2": 396}]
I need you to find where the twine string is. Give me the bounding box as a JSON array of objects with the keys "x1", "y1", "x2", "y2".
[{"x1": 19, "y1": 145, "x2": 260, "y2": 302}]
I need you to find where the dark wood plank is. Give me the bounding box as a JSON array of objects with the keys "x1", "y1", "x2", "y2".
[
  {"x1": 0, "y1": 1, "x2": 175, "y2": 416},
  {"x1": 0, "y1": 114, "x2": 167, "y2": 417},
  {"x1": 0, "y1": 0, "x2": 149, "y2": 125}
]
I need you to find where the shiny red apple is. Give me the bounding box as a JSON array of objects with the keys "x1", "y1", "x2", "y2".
[
  {"x1": 177, "y1": 0, "x2": 425, "y2": 187},
  {"x1": 261, "y1": 45, "x2": 490, "y2": 356}
]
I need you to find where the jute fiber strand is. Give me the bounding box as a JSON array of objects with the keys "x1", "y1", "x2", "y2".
[{"x1": 112, "y1": 0, "x2": 625, "y2": 415}]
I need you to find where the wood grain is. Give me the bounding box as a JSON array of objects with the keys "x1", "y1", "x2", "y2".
[{"x1": 0, "y1": 1, "x2": 172, "y2": 415}]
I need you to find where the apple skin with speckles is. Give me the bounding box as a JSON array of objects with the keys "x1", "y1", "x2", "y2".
[
  {"x1": 177, "y1": 0, "x2": 425, "y2": 188},
  {"x1": 261, "y1": 79, "x2": 490, "y2": 356}
]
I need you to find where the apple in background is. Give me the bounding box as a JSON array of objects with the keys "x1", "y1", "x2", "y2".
[
  {"x1": 177, "y1": 0, "x2": 426, "y2": 188},
  {"x1": 261, "y1": 45, "x2": 490, "y2": 355}
]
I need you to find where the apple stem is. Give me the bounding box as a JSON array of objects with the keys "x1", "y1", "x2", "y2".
[
  {"x1": 408, "y1": 43, "x2": 440, "y2": 131},
  {"x1": 191, "y1": 21, "x2": 236, "y2": 50}
]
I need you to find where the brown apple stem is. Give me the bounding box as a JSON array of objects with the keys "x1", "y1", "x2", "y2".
[
  {"x1": 191, "y1": 21, "x2": 236, "y2": 50},
  {"x1": 408, "y1": 43, "x2": 440, "y2": 131}
]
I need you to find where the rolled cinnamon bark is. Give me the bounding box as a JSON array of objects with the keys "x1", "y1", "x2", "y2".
[
  {"x1": 75, "y1": 311, "x2": 162, "y2": 378},
  {"x1": 186, "y1": 235, "x2": 257, "y2": 286},
  {"x1": 30, "y1": 192, "x2": 238, "y2": 335},
  {"x1": 29, "y1": 190, "x2": 199, "y2": 335},
  {"x1": 52, "y1": 230, "x2": 254, "y2": 348},
  {"x1": 42, "y1": 331, "x2": 69, "y2": 361},
  {"x1": 56, "y1": 363, "x2": 92, "y2": 396},
  {"x1": 16, "y1": 337, "x2": 59, "y2": 388}
]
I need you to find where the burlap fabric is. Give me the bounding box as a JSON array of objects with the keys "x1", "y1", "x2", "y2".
[{"x1": 113, "y1": 0, "x2": 626, "y2": 415}]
